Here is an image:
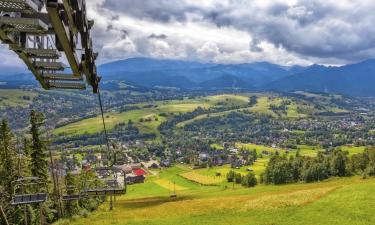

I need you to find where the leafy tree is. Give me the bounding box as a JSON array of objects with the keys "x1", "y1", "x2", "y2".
[
  {"x1": 330, "y1": 150, "x2": 348, "y2": 177},
  {"x1": 348, "y1": 153, "x2": 368, "y2": 174},
  {"x1": 235, "y1": 173, "x2": 242, "y2": 184},
  {"x1": 359, "y1": 148, "x2": 375, "y2": 177},
  {"x1": 226, "y1": 170, "x2": 235, "y2": 182},
  {"x1": 301, "y1": 161, "x2": 329, "y2": 182},
  {"x1": 263, "y1": 155, "x2": 294, "y2": 184},
  {"x1": 242, "y1": 172, "x2": 257, "y2": 187}
]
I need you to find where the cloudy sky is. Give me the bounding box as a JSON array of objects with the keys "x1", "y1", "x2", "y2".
[{"x1": 1, "y1": 0, "x2": 375, "y2": 73}]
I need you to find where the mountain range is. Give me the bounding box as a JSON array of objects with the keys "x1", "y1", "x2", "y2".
[
  {"x1": 1, "y1": 57, "x2": 375, "y2": 96},
  {"x1": 97, "y1": 57, "x2": 375, "y2": 96}
]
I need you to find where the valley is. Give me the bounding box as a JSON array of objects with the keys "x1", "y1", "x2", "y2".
[
  {"x1": 1, "y1": 82, "x2": 375, "y2": 225},
  {"x1": 1, "y1": 1, "x2": 375, "y2": 224}
]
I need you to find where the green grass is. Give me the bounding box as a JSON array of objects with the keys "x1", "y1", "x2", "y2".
[
  {"x1": 237, "y1": 143, "x2": 367, "y2": 157},
  {"x1": 0, "y1": 89, "x2": 38, "y2": 108},
  {"x1": 177, "y1": 96, "x2": 313, "y2": 127},
  {"x1": 54, "y1": 102, "x2": 209, "y2": 136},
  {"x1": 210, "y1": 143, "x2": 224, "y2": 150},
  {"x1": 176, "y1": 108, "x2": 245, "y2": 127},
  {"x1": 54, "y1": 93, "x2": 347, "y2": 136},
  {"x1": 237, "y1": 143, "x2": 283, "y2": 153},
  {"x1": 194, "y1": 161, "x2": 268, "y2": 180},
  {"x1": 250, "y1": 96, "x2": 280, "y2": 115},
  {"x1": 205, "y1": 94, "x2": 250, "y2": 105},
  {"x1": 55, "y1": 176, "x2": 375, "y2": 225},
  {"x1": 54, "y1": 94, "x2": 249, "y2": 136},
  {"x1": 339, "y1": 146, "x2": 367, "y2": 156},
  {"x1": 297, "y1": 145, "x2": 324, "y2": 156}
]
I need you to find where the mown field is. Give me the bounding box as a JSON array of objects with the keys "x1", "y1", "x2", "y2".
[{"x1": 55, "y1": 165, "x2": 375, "y2": 225}]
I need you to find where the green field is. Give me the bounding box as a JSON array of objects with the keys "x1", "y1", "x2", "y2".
[
  {"x1": 54, "y1": 102, "x2": 209, "y2": 136},
  {"x1": 55, "y1": 166, "x2": 375, "y2": 225},
  {"x1": 237, "y1": 143, "x2": 368, "y2": 157},
  {"x1": 0, "y1": 89, "x2": 38, "y2": 108},
  {"x1": 194, "y1": 160, "x2": 269, "y2": 179},
  {"x1": 54, "y1": 93, "x2": 344, "y2": 136},
  {"x1": 177, "y1": 96, "x2": 313, "y2": 127},
  {"x1": 54, "y1": 94, "x2": 249, "y2": 136}
]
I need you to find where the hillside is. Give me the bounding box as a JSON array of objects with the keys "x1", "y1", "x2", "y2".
[
  {"x1": 55, "y1": 167, "x2": 375, "y2": 225},
  {"x1": 199, "y1": 75, "x2": 252, "y2": 89},
  {"x1": 267, "y1": 59, "x2": 375, "y2": 96}
]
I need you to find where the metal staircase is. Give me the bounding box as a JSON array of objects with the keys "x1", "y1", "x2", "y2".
[
  {"x1": 0, "y1": 0, "x2": 42, "y2": 13},
  {"x1": 0, "y1": 0, "x2": 101, "y2": 93}
]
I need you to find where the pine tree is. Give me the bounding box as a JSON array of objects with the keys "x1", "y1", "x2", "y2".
[
  {"x1": 0, "y1": 119, "x2": 25, "y2": 225},
  {"x1": 0, "y1": 119, "x2": 17, "y2": 192},
  {"x1": 30, "y1": 110, "x2": 48, "y2": 182}
]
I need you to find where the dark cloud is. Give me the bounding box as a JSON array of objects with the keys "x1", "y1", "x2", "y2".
[
  {"x1": 149, "y1": 33, "x2": 168, "y2": 39},
  {"x1": 102, "y1": 0, "x2": 199, "y2": 22},
  {"x1": 3, "y1": 0, "x2": 375, "y2": 67},
  {"x1": 121, "y1": 29, "x2": 129, "y2": 39},
  {"x1": 106, "y1": 24, "x2": 113, "y2": 31},
  {"x1": 250, "y1": 39, "x2": 263, "y2": 52},
  {"x1": 199, "y1": 0, "x2": 375, "y2": 62},
  {"x1": 111, "y1": 15, "x2": 120, "y2": 21}
]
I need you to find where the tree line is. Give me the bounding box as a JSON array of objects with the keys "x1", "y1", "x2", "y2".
[
  {"x1": 261, "y1": 148, "x2": 375, "y2": 185},
  {"x1": 227, "y1": 170, "x2": 257, "y2": 188},
  {"x1": 0, "y1": 111, "x2": 102, "y2": 224}
]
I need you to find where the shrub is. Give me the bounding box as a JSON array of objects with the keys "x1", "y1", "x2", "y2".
[
  {"x1": 242, "y1": 172, "x2": 257, "y2": 187},
  {"x1": 227, "y1": 170, "x2": 235, "y2": 182},
  {"x1": 235, "y1": 173, "x2": 242, "y2": 184}
]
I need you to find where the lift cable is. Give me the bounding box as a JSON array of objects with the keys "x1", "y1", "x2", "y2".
[{"x1": 97, "y1": 87, "x2": 112, "y2": 165}]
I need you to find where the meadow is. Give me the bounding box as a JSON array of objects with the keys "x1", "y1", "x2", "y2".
[
  {"x1": 0, "y1": 89, "x2": 38, "y2": 109},
  {"x1": 54, "y1": 94, "x2": 250, "y2": 136},
  {"x1": 54, "y1": 93, "x2": 344, "y2": 136},
  {"x1": 236, "y1": 143, "x2": 368, "y2": 157},
  {"x1": 55, "y1": 165, "x2": 375, "y2": 225}
]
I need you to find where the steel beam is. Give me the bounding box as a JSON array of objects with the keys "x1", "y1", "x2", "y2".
[
  {"x1": 46, "y1": 1, "x2": 80, "y2": 77},
  {"x1": 0, "y1": 0, "x2": 41, "y2": 14},
  {"x1": 0, "y1": 16, "x2": 48, "y2": 33},
  {"x1": 0, "y1": 29, "x2": 49, "y2": 89}
]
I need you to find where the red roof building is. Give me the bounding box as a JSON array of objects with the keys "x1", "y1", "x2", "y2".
[{"x1": 133, "y1": 168, "x2": 146, "y2": 176}]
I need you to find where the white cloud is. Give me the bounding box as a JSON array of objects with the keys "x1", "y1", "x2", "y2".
[{"x1": 1, "y1": 0, "x2": 375, "y2": 70}]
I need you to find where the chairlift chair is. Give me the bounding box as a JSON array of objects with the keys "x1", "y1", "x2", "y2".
[
  {"x1": 11, "y1": 177, "x2": 47, "y2": 205},
  {"x1": 83, "y1": 167, "x2": 126, "y2": 197},
  {"x1": 61, "y1": 185, "x2": 81, "y2": 201}
]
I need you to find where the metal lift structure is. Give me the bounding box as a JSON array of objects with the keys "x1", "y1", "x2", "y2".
[
  {"x1": 84, "y1": 166, "x2": 127, "y2": 197},
  {"x1": 61, "y1": 185, "x2": 81, "y2": 201},
  {"x1": 0, "y1": 0, "x2": 125, "y2": 214},
  {"x1": 0, "y1": 0, "x2": 101, "y2": 93},
  {"x1": 11, "y1": 177, "x2": 48, "y2": 206}
]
